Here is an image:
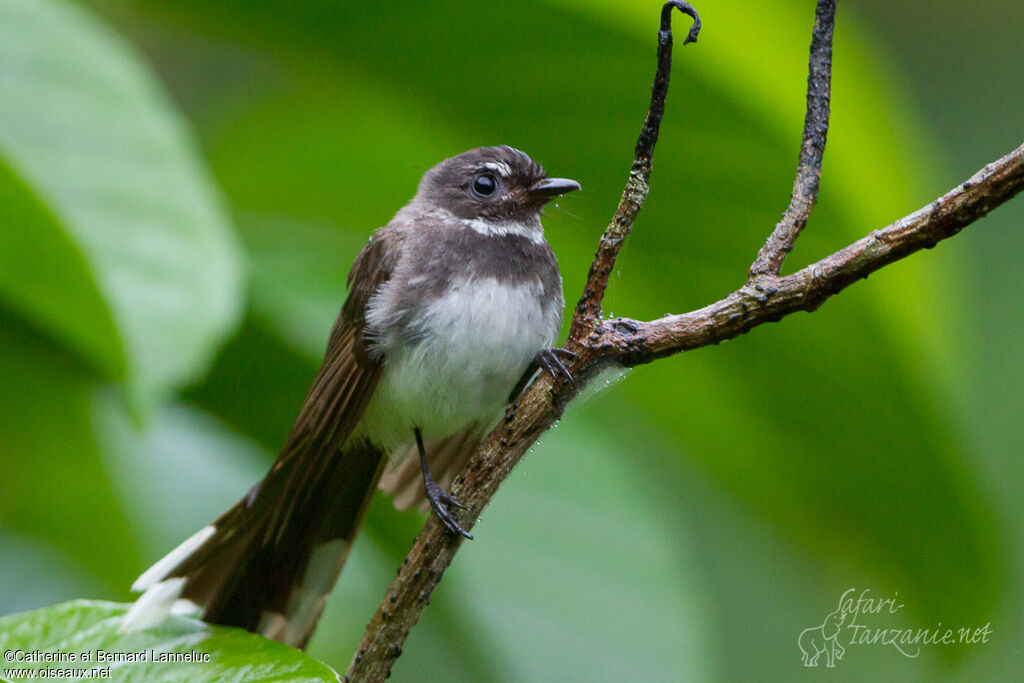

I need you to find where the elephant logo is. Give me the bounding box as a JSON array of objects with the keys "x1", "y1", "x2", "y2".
[{"x1": 799, "y1": 607, "x2": 847, "y2": 667}]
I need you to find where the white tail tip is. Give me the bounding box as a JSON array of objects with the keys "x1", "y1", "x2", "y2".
[
  {"x1": 119, "y1": 577, "x2": 186, "y2": 633},
  {"x1": 131, "y1": 525, "x2": 215, "y2": 592}
]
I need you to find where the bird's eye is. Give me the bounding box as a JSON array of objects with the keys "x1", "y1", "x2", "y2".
[{"x1": 471, "y1": 174, "x2": 497, "y2": 197}]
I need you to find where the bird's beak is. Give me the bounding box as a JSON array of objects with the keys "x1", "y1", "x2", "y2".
[{"x1": 526, "y1": 177, "x2": 582, "y2": 199}]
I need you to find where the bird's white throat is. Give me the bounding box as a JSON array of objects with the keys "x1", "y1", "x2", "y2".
[{"x1": 462, "y1": 217, "x2": 544, "y2": 243}]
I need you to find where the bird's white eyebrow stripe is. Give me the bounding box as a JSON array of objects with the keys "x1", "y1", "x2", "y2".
[{"x1": 481, "y1": 161, "x2": 512, "y2": 176}]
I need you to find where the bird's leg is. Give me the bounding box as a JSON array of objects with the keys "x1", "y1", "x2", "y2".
[
  {"x1": 508, "y1": 348, "x2": 577, "y2": 402},
  {"x1": 416, "y1": 427, "x2": 473, "y2": 539}
]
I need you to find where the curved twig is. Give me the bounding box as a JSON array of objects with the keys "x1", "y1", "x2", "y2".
[
  {"x1": 571, "y1": 1, "x2": 701, "y2": 334},
  {"x1": 662, "y1": 0, "x2": 701, "y2": 42}
]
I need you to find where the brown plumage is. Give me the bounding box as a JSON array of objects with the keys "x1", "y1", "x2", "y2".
[{"x1": 157, "y1": 233, "x2": 400, "y2": 648}]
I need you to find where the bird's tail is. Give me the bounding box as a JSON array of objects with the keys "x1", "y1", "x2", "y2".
[{"x1": 120, "y1": 442, "x2": 384, "y2": 650}]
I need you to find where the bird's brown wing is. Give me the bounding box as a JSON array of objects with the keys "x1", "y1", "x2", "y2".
[
  {"x1": 135, "y1": 229, "x2": 405, "y2": 646},
  {"x1": 258, "y1": 228, "x2": 404, "y2": 544}
]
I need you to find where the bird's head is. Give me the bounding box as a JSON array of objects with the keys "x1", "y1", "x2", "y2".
[{"x1": 416, "y1": 146, "x2": 580, "y2": 226}]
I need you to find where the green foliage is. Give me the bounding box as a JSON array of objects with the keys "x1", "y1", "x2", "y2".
[
  {"x1": 0, "y1": 0, "x2": 242, "y2": 410},
  {"x1": 0, "y1": 0, "x2": 1020, "y2": 681},
  {"x1": 0, "y1": 323, "x2": 137, "y2": 590},
  {"x1": 0, "y1": 601, "x2": 339, "y2": 681}
]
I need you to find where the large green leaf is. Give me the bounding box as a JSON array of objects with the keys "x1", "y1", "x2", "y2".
[
  {"x1": 0, "y1": 601, "x2": 338, "y2": 682},
  {"x1": 0, "y1": 0, "x2": 243, "y2": 408},
  {"x1": 0, "y1": 154, "x2": 121, "y2": 379}
]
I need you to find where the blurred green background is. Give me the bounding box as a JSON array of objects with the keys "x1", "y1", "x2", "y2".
[{"x1": 1, "y1": 0, "x2": 1021, "y2": 679}]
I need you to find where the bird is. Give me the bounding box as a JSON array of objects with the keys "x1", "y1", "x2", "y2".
[{"x1": 120, "y1": 145, "x2": 580, "y2": 649}]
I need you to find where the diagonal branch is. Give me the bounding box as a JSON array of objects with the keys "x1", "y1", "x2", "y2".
[{"x1": 749, "y1": 0, "x2": 836, "y2": 278}]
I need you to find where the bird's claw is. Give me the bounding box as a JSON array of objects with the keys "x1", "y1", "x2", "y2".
[
  {"x1": 425, "y1": 479, "x2": 473, "y2": 539},
  {"x1": 535, "y1": 348, "x2": 577, "y2": 388}
]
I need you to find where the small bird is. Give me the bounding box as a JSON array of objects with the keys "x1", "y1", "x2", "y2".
[{"x1": 121, "y1": 146, "x2": 580, "y2": 649}]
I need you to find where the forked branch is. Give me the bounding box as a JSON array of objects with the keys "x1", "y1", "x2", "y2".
[
  {"x1": 599, "y1": 142, "x2": 1024, "y2": 365},
  {"x1": 345, "y1": 1, "x2": 1024, "y2": 679}
]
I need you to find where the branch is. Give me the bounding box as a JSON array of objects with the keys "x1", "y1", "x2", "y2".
[
  {"x1": 345, "y1": 0, "x2": 1024, "y2": 677},
  {"x1": 600, "y1": 142, "x2": 1024, "y2": 364},
  {"x1": 749, "y1": 0, "x2": 835, "y2": 278}
]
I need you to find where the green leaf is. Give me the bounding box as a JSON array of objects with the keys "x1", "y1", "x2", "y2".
[
  {"x1": 0, "y1": 320, "x2": 138, "y2": 591},
  {"x1": 0, "y1": 600, "x2": 339, "y2": 682},
  {"x1": 0, "y1": 154, "x2": 122, "y2": 378},
  {"x1": 0, "y1": 0, "x2": 244, "y2": 408}
]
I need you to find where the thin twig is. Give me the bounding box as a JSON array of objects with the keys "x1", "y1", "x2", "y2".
[
  {"x1": 571, "y1": 1, "x2": 701, "y2": 335},
  {"x1": 749, "y1": 0, "x2": 836, "y2": 279}
]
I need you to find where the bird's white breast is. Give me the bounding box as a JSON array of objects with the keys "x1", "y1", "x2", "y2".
[{"x1": 359, "y1": 275, "x2": 558, "y2": 455}]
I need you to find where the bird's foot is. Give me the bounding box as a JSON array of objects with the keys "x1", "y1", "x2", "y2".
[
  {"x1": 424, "y1": 477, "x2": 473, "y2": 539},
  {"x1": 416, "y1": 426, "x2": 473, "y2": 539},
  {"x1": 509, "y1": 348, "x2": 577, "y2": 401},
  {"x1": 535, "y1": 348, "x2": 577, "y2": 388}
]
